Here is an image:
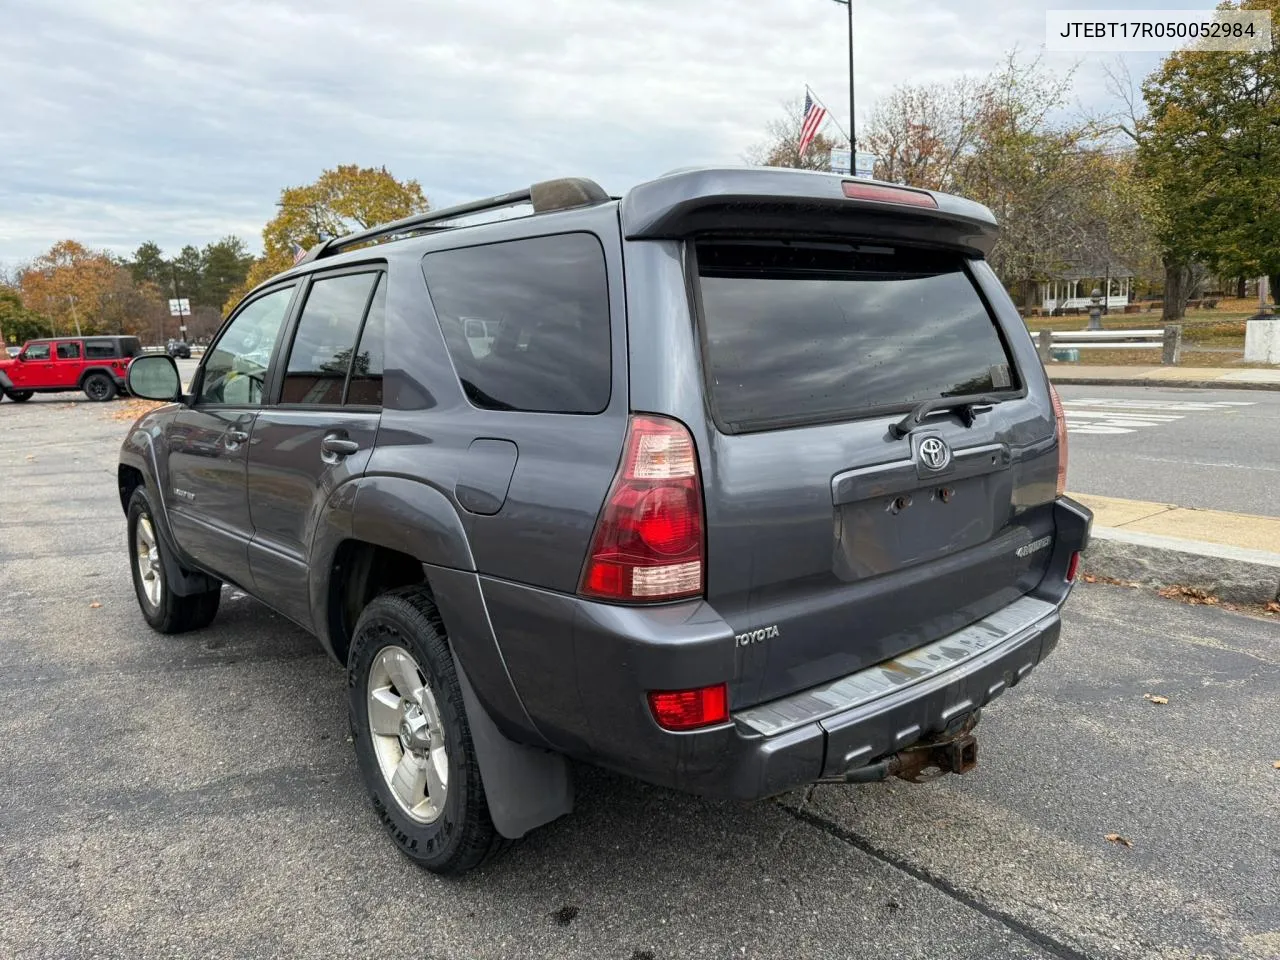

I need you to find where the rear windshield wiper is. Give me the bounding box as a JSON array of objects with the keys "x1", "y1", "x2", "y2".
[{"x1": 889, "y1": 393, "x2": 1008, "y2": 439}]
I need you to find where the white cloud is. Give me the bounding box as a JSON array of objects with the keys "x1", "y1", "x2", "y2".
[{"x1": 0, "y1": 0, "x2": 1197, "y2": 265}]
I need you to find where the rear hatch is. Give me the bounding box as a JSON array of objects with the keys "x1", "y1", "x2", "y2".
[{"x1": 689, "y1": 237, "x2": 1059, "y2": 707}]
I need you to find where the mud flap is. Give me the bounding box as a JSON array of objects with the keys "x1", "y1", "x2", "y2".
[{"x1": 453, "y1": 656, "x2": 573, "y2": 839}]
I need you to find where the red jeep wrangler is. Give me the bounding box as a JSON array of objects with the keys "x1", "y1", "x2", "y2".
[{"x1": 0, "y1": 335, "x2": 142, "y2": 402}]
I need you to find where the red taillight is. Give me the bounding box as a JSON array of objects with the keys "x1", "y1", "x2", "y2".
[
  {"x1": 579, "y1": 415, "x2": 705, "y2": 602},
  {"x1": 1066, "y1": 551, "x2": 1081, "y2": 583},
  {"x1": 842, "y1": 181, "x2": 938, "y2": 208},
  {"x1": 648, "y1": 684, "x2": 728, "y2": 731},
  {"x1": 1049, "y1": 384, "x2": 1068, "y2": 496}
]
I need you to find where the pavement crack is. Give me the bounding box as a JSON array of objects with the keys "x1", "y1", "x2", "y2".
[{"x1": 777, "y1": 802, "x2": 1097, "y2": 960}]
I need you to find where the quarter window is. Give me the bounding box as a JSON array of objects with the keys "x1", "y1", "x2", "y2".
[
  {"x1": 280, "y1": 272, "x2": 380, "y2": 406},
  {"x1": 345, "y1": 275, "x2": 386, "y2": 407},
  {"x1": 85, "y1": 343, "x2": 116, "y2": 359},
  {"x1": 198, "y1": 286, "x2": 295, "y2": 406},
  {"x1": 422, "y1": 233, "x2": 611, "y2": 414}
]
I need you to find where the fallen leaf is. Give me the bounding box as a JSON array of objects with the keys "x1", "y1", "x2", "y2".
[
  {"x1": 1273, "y1": 761, "x2": 1280, "y2": 770},
  {"x1": 89, "y1": 602, "x2": 102, "y2": 609},
  {"x1": 1265, "y1": 601, "x2": 1280, "y2": 615},
  {"x1": 24, "y1": 455, "x2": 35, "y2": 462},
  {"x1": 1104, "y1": 833, "x2": 1132, "y2": 848},
  {"x1": 1143, "y1": 693, "x2": 1169, "y2": 705},
  {"x1": 1082, "y1": 573, "x2": 1098, "y2": 584},
  {"x1": 1158, "y1": 584, "x2": 1220, "y2": 606}
]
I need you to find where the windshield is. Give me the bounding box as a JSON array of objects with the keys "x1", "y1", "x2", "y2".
[{"x1": 694, "y1": 240, "x2": 1019, "y2": 433}]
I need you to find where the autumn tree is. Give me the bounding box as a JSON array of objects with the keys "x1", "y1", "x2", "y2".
[
  {"x1": 853, "y1": 52, "x2": 1134, "y2": 304},
  {"x1": 862, "y1": 78, "x2": 984, "y2": 190},
  {"x1": 18, "y1": 240, "x2": 167, "y2": 337},
  {"x1": 747, "y1": 99, "x2": 844, "y2": 171},
  {"x1": 227, "y1": 164, "x2": 430, "y2": 311},
  {"x1": 1135, "y1": 0, "x2": 1280, "y2": 319},
  {"x1": 0, "y1": 286, "x2": 54, "y2": 345}
]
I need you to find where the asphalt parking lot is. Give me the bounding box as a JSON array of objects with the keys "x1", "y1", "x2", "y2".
[{"x1": 2, "y1": 395, "x2": 1278, "y2": 960}]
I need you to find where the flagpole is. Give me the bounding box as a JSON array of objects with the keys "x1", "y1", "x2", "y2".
[{"x1": 804, "y1": 84, "x2": 851, "y2": 171}]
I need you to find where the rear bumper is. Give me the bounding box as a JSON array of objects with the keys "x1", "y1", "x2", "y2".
[{"x1": 486, "y1": 496, "x2": 1091, "y2": 800}]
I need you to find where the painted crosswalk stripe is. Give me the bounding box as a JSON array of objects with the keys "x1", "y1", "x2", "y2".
[{"x1": 1061, "y1": 397, "x2": 1254, "y2": 436}]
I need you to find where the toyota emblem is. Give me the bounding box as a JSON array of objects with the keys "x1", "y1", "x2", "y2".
[{"x1": 918, "y1": 437, "x2": 952, "y2": 471}]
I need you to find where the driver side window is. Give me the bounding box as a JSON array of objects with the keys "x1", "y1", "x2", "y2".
[{"x1": 197, "y1": 286, "x2": 295, "y2": 405}]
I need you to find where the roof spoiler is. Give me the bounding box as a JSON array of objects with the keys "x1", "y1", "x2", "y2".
[{"x1": 620, "y1": 167, "x2": 999, "y2": 257}]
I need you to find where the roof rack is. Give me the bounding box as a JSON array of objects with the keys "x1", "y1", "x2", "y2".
[{"x1": 297, "y1": 177, "x2": 610, "y2": 265}]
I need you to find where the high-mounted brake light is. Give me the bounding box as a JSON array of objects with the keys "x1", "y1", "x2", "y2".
[
  {"x1": 579, "y1": 415, "x2": 705, "y2": 602},
  {"x1": 1048, "y1": 383, "x2": 1069, "y2": 496},
  {"x1": 648, "y1": 684, "x2": 728, "y2": 731},
  {"x1": 842, "y1": 181, "x2": 938, "y2": 208}
]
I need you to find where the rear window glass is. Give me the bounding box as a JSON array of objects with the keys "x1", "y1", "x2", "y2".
[
  {"x1": 84, "y1": 342, "x2": 115, "y2": 359},
  {"x1": 422, "y1": 233, "x2": 611, "y2": 414},
  {"x1": 281, "y1": 272, "x2": 379, "y2": 405},
  {"x1": 695, "y1": 241, "x2": 1018, "y2": 433}
]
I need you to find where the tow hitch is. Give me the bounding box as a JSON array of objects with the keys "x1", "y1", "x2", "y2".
[{"x1": 822, "y1": 715, "x2": 981, "y2": 785}]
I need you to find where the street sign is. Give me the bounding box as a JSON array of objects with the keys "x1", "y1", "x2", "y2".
[
  {"x1": 168, "y1": 298, "x2": 191, "y2": 317},
  {"x1": 827, "y1": 149, "x2": 879, "y2": 179}
]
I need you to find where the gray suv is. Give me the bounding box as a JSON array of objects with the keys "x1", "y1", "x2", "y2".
[{"x1": 119, "y1": 168, "x2": 1091, "y2": 874}]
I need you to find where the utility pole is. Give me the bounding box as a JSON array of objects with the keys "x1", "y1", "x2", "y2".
[
  {"x1": 831, "y1": 0, "x2": 855, "y2": 166},
  {"x1": 67, "y1": 295, "x2": 82, "y2": 337}
]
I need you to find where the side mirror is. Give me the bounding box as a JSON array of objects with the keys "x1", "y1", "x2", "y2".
[{"x1": 127, "y1": 354, "x2": 183, "y2": 402}]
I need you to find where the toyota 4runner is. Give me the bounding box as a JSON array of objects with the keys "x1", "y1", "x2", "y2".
[{"x1": 118, "y1": 168, "x2": 1091, "y2": 874}]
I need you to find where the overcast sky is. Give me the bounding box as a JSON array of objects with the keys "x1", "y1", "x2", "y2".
[{"x1": 0, "y1": 0, "x2": 1202, "y2": 267}]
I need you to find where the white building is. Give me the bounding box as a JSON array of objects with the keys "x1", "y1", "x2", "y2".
[{"x1": 1039, "y1": 264, "x2": 1134, "y2": 314}]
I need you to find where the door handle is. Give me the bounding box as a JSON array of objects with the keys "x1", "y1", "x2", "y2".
[
  {"x1": 227, "y1": 429, "x2": 250, "y2": 445},
  {"x1": 321, "y1": 434, "x2": 359, "y2": 460}
]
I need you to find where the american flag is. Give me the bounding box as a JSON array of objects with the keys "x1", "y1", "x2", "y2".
[
  {"x1": 291, "y1": 242, "x2": 307, "y2": 265},
  {"x1": 798, "y1": 91, "x2": 828, "y2": 155}
]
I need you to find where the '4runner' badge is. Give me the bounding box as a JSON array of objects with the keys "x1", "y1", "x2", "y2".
[
  {"x1": 736, "y1": 625, "x2": 780, "y2": 647},
  {"x1": 173, "y1": 487, "x2": 196, "y2": 502},
  {"x1": 1016, "y1": 535, "x2": 1052, "y2": 558}
]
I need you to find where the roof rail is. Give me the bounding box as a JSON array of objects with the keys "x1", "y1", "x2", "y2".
[{"x1": 297, "y1": 177, "x2": 609, "y2": 265}]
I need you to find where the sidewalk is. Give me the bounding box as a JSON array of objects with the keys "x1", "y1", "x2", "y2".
[
  {"x1": 1047, "y1": 365, "x2": 1280, "y2": 390},
  {"x1": 1071, "y1": 492, "x2": 1280, "y2": 604}
]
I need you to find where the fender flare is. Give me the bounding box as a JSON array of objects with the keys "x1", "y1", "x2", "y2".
[
  {"x1": 317, "y1": 474, "x2": 571, "y2": 838},
  {"x1": 119, "y1": 441, "x2": 219, "y2": 598},
  {"x1": 78, "y1": 365, "x2": 119, "y2": 388}
]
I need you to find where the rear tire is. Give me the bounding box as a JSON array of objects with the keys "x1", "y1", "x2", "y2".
[
  {"x1": 348, "y1": 587, "x2": 507, "y2": 875},
  {"x1": 127, "y1": 488, "x2": 221, "y2": 633},
  {"x1": 5, "y1": 390, "x2": 32, "y2": 402},
  {"x1": 83, "y1": 373, "x2": 117, "y2": 402}
]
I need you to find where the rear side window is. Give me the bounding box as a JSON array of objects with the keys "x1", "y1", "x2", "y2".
[
  {"x1": 281, "y1": 272, "x2": 380, "y2": 405},
  {"x1": 56, "y1": 342, "x2": 81, "y2": 360},
  {"x1": 84, "y1": 342, "x2": 115, "y2": 359},
  {"x1": 695, "y1": 241, "x2": 1018, "y2": 433},
  {"x1": 422, "y1": 233, "x2": 611, "y2": 414}
]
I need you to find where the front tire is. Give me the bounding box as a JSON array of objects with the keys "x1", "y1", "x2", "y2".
[
  {"x1": 5, "y1": 390, "x2": 32, "y2": 402},
  {"x1": 83, "y1": 373, "x2": 117, "y2": 402},
  {"x1": 127, "y1": 488, "x2": 221, "y2": 633},
  {"x1": 348, "y1": 588, "x2": 506, "y2": 875}
]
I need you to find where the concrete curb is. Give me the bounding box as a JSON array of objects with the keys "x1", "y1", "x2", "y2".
[
  {"x1": 1048, "y1": 375, "x2": 1280, "y2": 392},
  {"x1": 1083, "y1": 526, "x2": 1280, "y2": 604}
]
